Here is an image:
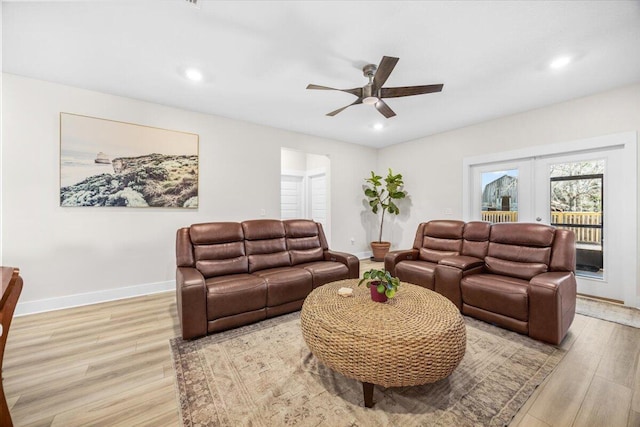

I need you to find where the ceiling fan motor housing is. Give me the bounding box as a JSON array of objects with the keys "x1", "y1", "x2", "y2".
[
  {"x1": 362, "y1": 84, "x2": 376, "y2": 99},
  {"x1": 362, "y1": 63, "x2": 377, "y2": 78}
]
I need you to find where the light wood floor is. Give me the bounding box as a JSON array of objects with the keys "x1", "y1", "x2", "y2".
[{"x1": 4, "y1": 263, "x2": 640, "y2": 426}]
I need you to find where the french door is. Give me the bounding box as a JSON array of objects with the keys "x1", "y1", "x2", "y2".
[{"x1": 464, "y1": 132, "x2": 637, "y2": 305}]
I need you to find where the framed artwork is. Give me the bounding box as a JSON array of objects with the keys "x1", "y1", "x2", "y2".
[{"x1": 60, "y1": 113, "x2": 199, "y2": 208}]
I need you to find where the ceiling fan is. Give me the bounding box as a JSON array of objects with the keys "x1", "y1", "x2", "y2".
[{"x1": 306, "y1": 56, "x2": 443, "y2": 118}]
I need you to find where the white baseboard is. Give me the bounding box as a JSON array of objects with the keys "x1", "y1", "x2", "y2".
[
  {"x1": 356, "y1": 251, "x2": 373, "y2": 260},
  {"x1": 15, "y1": 280, "x2": 175, "y2": 316}
]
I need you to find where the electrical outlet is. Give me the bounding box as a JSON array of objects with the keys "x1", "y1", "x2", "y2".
[
  {"x1": 350, "y1": 237, "x2": 355, "y2": 245},
  {"x1": 443, "y1": 208, "x2": 453, "y2": 216},
  {"x1": 260, "y1": 209, "x2": 266, "y2": 216}
]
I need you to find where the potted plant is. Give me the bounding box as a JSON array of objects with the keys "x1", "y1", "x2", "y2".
[
  {"x1": 359, "y1": 268, "x2": 400, "y2": 303},
  {"x1": 363, "y1": 168, "x2": 407, "y2": 261}
]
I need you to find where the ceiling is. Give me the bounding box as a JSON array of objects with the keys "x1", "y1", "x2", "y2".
[{"x1": 3, "y1": 1, "x2": 640, "y2": 148}]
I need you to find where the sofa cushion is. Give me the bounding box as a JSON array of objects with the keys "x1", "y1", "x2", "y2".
[
  {"x1": 485, "y1": 256, "x2": 548, "y2": 281},
  {"x1": 423, "y1": 220, "x2": 465, "y2": 239},
  {"x1": 395, "y1": 260, "x2": 437, "y2": 290},
  {"x1": 461, "y1": 221, "x2": 491, "y2": 259},
  {"x1": 290, "y1": 247, "x2": 324, "y2": 265},
  {"x1": 243, "y1": 220, "x2": 291, "y2": 272},
  {"x1": 486, "y1": 240, "x2": 550, "y2": 280},
  {"x1": 284, "y1": 219, "x2": 319, "y2": 238},
  {"x1": 285, "y1": 219, "x2": 325, "y2": 265},
  {"x1": 242, "y1": 219, "x2": 286, "y2": 240},
  {"x1": 191, "y1": 223, "x2": 248, "y2": 278},
  {"x1": 247, "y1": 251, "x2": 291, "y2": 273},
  {"x1": 461, "y1": 274, "x2": 529, "y2": 322},
  {"x1": 254, "y1": 267, "x2": 313, "y2": 306},
  {"x1": 206, "y1": 274, "x2": 267, "y2": 320},
  {"x1": 419, "y1": 247, "x2": 459, "y2": 263},
  {"x1": 190, "y1": 222, "x2": 244, "y2": 244},
  {"x1": 490, "y1": 223, "x2": 555, "y2": 247},
  {"x1": 415, "y1": 220, "x2": 464, "y2": 262},
  {"x1": 196, "y1": 255, "x2": 249, "y2": 278},
  {"x1": 294, "y1": 261, "x2": 349, "y2": 288}
]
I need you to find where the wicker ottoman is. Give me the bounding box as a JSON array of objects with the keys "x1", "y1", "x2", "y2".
[{"x1": 300, "y1": 279, "x2": 466, "y2": 407}]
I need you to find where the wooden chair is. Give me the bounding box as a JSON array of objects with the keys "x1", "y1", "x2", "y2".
[{"x1": 1, "y1": 267, "x2": 23, "y2": 427}]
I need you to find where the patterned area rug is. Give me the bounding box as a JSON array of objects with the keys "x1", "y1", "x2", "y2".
[
  {"x1": 170, "y1": 312, "x2": 564, "y2": 427},
  {"x1": 576, "y1": 296, "x2": 640, "y2": 328}
]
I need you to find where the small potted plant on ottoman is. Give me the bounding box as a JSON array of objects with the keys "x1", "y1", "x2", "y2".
[{"x1": 359, "y1": 268, "x2": 400, "y2": 303}]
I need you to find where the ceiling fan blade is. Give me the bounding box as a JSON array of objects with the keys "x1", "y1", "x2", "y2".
[
  {"x1": 307, "y1": 84, "x2": 338, "y2": 90},
  {"x1": 372, "y1": 56, "x2": 399, "y2": 91},
  {"x1": 307, "y1": 84, "x2": 362, "y2": 97},
  {"x1": 326, "y1": 98, "x2": 363, "y2": 116},
  {"x1": 375, "y1": 99, "x2": 396, "y2": 118},
  {"x1": 380, "y1": 84, "x2": 444, "y2": 98}
]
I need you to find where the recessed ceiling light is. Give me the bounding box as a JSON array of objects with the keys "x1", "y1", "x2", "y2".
[
  {"x1": 185, "y1": 68, "x2": 203, "y2": 82},
  {"x1": 549, "y1": 56, "x2": 571, "y2": 70},
  {"x1": 373, "y1": 123, "x2": 384, "y2": 131}
]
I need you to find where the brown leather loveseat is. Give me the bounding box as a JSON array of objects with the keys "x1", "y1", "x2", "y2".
[
  {"x1": 385, "y1": 220, "x2": 576, "y2": 345},
  {"x1": 176, "y1": 219, "x2": 359, "y2": 339}
]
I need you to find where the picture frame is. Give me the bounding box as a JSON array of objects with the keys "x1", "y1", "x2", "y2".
[{"x1": 59, "y1": 113, "x2": 199, "y2": 208}]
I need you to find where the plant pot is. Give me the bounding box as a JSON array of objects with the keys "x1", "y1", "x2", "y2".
[
  {"x1": 369, "y1": 281, "x2": 388, "y2": 303},
  {"x1": 370, "y1": 241, "x2": 391, "y2": 262}
]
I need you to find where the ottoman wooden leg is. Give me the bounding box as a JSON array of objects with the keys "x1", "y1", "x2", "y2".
[{"x1": 363, "y1": 382, "x2": 374, "y2": 408}]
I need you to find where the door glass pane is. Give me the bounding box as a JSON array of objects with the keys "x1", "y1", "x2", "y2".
[
  {"x1": 549, "y1": 160, "x2": 604, "y2": 279},
  {"x1": 481, "y1": 169, "x2": 518, "y2": 223}
]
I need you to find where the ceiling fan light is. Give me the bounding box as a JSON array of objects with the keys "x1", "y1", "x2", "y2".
[
  {"x1": 363, "y1": 96, "x2": 379, "y2": 105},
  {"x1": 549, "y1": 56, "x2": 571, "y2": 70},
  {"x1": 185, "y1": 68, "x2": 203, "y2": 81}
]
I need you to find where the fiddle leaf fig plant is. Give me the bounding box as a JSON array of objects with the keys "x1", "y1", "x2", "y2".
[
  {"x1": 364, "y1": 168, "x2": 406, "y2": 242},
  {"x1": 358, "y1": 268, "x2": 400, "y2": 299}
]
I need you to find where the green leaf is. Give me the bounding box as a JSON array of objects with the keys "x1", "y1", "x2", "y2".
[
  {"x1": 385, "y1": 288, "x2": 396, "y2": 298},
  {"x1": 377, "y1": 284, "x2": 385, "y2": 294}
]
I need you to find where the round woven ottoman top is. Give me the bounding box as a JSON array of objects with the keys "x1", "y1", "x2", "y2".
[{"x1": 300, "y1": 279, "x2": 466, "y2": 388}]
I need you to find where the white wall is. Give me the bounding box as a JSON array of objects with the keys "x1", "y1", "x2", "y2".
[
  {"x1": 378, "y1": 83, "x2": 640, "y2": 301},
  {"x1": 1, "y1": 74, "x2": 377, "y2": 314}
]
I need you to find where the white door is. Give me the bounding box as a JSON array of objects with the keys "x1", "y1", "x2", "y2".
[
  {"x1": 308, "y1": 173, "x2": 330, "y2": 243},
  {"x1": 464, "y1": 132, "x2": 637, "y2": 305},
  {"x1": 534, "y1": 148, "x2": 634, "y2": 303},
  {"x1": 280, "y1": 175, "x2": 304, "y2": 219}
]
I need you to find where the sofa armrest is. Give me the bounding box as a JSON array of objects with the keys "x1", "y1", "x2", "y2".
[
  {"x1": 324, "y1": 250, "x2": 360, "y2": 278},
  {"x1": 528, "y1": 271, "x2": 577, "y2": 345},
  {"x1": 439, "y1": 255, "x2": 484, "y2": 271},
  {"x1": 384, "y1": 249, "x2": 419, "y2": 276},
  {"x1": 434, "y1": 257, "x2": 485, "y2": 310},
  {"x1": 176, "y1": 267, "x2": 208, "y2": 340}
]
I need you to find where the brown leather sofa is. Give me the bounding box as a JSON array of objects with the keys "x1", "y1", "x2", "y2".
[
  {"x1": 176, "y1": 219, "x2": 359, "y2": 339},
  {"x1": 385, "y1": 220, "x2": 577, "y2": 345}
]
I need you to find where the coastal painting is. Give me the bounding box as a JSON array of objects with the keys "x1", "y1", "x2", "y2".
[{"x1": 60, "y1": 113, "x2": 199, "y2": 208}]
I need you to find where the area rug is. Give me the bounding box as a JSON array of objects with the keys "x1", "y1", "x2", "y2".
[
  {"x1": 576, "y1": 296, "x2": 640, "y2": 328},
  {"x1": 170, "y1": 312, "x2": 565, "y2": 427}
]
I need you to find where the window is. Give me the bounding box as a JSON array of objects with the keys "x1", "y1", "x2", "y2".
[
  {"x1": 549, "y1": 160, "x2": 604, "y2": 278},
  {"x1": 480, "y1": 169, "x2": 518, "y2": 223}
]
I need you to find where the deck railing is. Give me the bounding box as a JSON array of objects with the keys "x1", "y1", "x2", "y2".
[
  {"x1": 481, "y1": 211, "x2": 602, "y2": 244},
  {"x1": 481, "y1": 211, "x2": 518, "y2": 223}
]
